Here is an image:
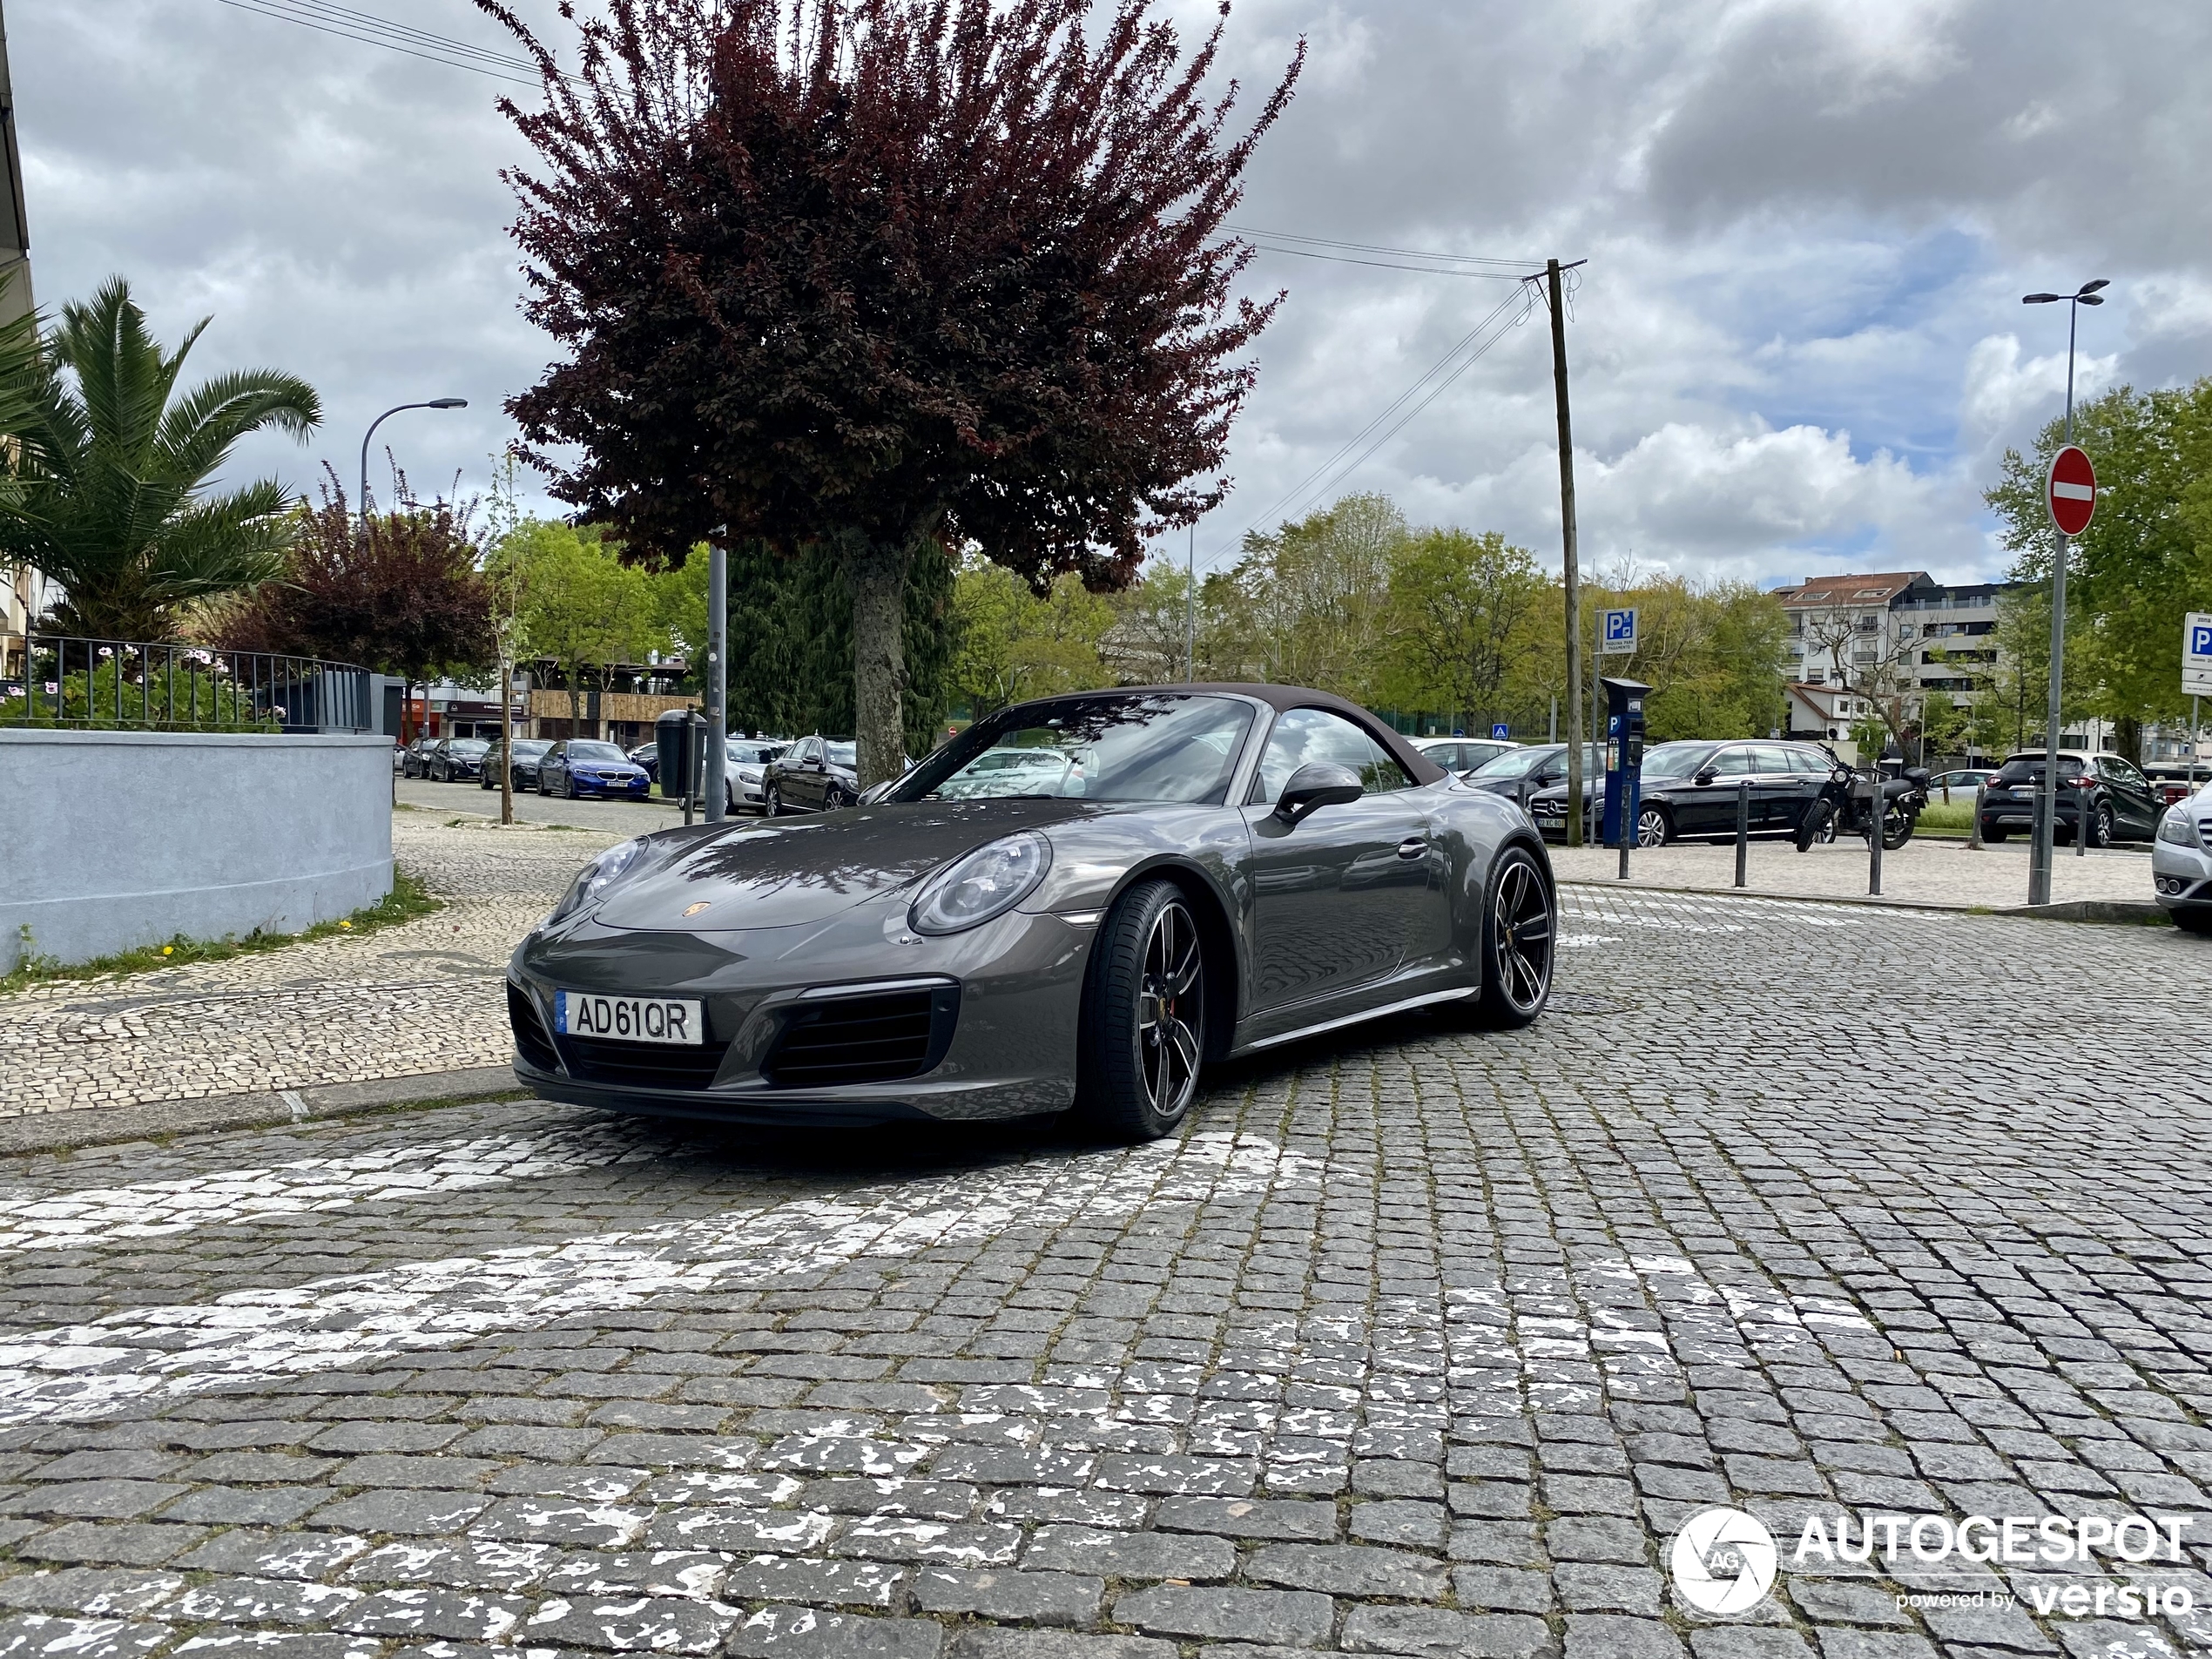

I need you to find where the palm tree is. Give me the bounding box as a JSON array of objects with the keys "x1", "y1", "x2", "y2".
[{"x1": 0, "y1": 276, "x2": 320, "y2": 640}]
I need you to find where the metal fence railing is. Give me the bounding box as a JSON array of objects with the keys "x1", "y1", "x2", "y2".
[{"x1": 0, "y1": 633, "x2": 374, "y2": 734}]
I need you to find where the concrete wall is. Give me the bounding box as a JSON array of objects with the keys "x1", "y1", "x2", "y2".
[{"x1": 0, "y1": 731, "x2": 393, "y2": 973}]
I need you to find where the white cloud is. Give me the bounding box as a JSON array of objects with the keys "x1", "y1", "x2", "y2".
[{"x1": 10, "y1": 0, "x2": 2209, "y2": 583}]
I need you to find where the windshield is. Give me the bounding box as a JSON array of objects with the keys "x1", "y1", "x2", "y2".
[
  {"x1": 728, "y1": 743, "x2": 783, "y2": 764},
  {"x1": 824, "y1": 741, "x2": 857, "y2": 767},
  {"x1": 893, "y1": 692, "x2": 1255, "y2": 806},
  {"x1": 1639, "y1": 741, "x2": 1718, "y2": 779},
  {"x1": 568, "y1": 741, "x2": 626, "y2": 762},
  {"x1": 448, "y1": 740, "x2": 489, "y2": 754},
  {"x1": 1997, "y1": 754, "x2": 2087, "y2": 781},
  {"x1": 515, "y1": 740, "x2": 550, "y2": 755}
]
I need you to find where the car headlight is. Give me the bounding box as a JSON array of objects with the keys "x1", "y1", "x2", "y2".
[
  {"x1": 550, "y1": 838, "x2": 645, "y2": 924},
  {"x1": 2158, "y1": 811, "x2": 2197, "y2": 846},
  {"x1": 909, "y1": 832, "x2": 1051, "y2": 935}
]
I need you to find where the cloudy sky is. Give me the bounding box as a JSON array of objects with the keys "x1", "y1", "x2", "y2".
[{"x1": 15, "y1": 0, "x2": 2211, "y2": 590}]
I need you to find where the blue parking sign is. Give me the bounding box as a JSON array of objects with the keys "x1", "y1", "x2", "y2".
[
  {"x1": 2193, "y1": 623, "x2": 2212, "y2": 658},
  {"x1": 1602, "y1": 606, "x2": 1638, "y2": 651},
  {"x1": 1490, "y1": 723, "x2": 1510, "y2": 740}
]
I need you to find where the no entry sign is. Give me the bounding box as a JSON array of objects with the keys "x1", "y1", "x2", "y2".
[{"x1": 2047, "y1": 445, "x2": 2097, "y2": 536}]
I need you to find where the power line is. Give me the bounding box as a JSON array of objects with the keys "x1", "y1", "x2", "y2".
[
  {"x1": 1240, "y1": 240, "x2": 1533, "y2": 280},
  {"x1": 1197, "y1": 280, "x2": 1539, "y2": 571},
  {"x1": 1226, "y1": 225, "x2": 1542, "y2": 270},
  {"x1": 206, "y1": 0, "x2": 566, "y2": 85}
]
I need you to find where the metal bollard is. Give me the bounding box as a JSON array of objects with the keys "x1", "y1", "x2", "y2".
[
  {"x1": 1735, "y1": 778, "x2": 1750, "y2": 887},
  {"x1": 1867, "y1": 771, "x2": 1883, "y2": 897},
  {"x1": 1968, "y1": 782, "x2": 1984, "y2": 850},
  {"x1": 2076, "y1": 780, "x2": 2090, "y2": 855}
]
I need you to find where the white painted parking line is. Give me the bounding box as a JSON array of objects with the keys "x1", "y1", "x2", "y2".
[
  {"x1": 0, "y1": 1131, "x2": 1318, "y2": 1425},
  {"x1": 0, "y1": 1124, "x2": 664, "y2": 1253}
]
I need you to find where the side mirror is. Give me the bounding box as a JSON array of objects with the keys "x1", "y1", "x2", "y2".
[
  {"x1": 1274, "y1": 761, "x2": 1366, "y2": 826},
  {"x1": 1693, "y1": 767, "x2": 1717, "y2": 786}
]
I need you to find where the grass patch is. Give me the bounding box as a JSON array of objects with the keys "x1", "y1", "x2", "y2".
[
  {"x1": 1918, "y1": 799, "x2": 1975, "y2": 838},
  {"x1": 2, "y1": 869, "x2": 443, "y2": 997}
]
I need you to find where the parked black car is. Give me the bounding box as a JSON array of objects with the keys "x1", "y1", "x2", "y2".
[
  {"x1": 1465, "y1": 742, "x2": 1605, "y2": 803},
  {"x1": 401, "y1": 735, "x2": 442, "y2": 778},
  {"x1": 538, "y1": 739, "x2": 652, "y2": 799},
  {"x1": 1524, "y1": 739, "x2": 1840, "y2": 846},
  {"x1": 1977, "y1": 750, "x2": 2164, "y2": 846},
  {"x1": 628, "y1": 741, "x2": 661, "y2": 784},
  {"x1": 762, "y1": 735, "x2": 861, "y2": 814},
  {"x1": 484, "y1": 738, "x2": 553, "y2": 791},
  {"x1": 429, "y1": 738, "x2": 490, "y2": 783}
]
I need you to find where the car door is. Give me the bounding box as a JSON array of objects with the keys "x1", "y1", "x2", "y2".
[
  {"x1": 1752, "y1": 745, "x2": 1813, "y2": 832},
  {"x1": 1240, "y1": 707, "x2": 1430, "y2": 1015},
  {"x1": 789, "y1": 738, "x2": 825, "y2": 809},
  {"x1": 2099, "y1": 755, "x2": 2159, "y2": 838},
  {"x1": 1678, "y1": 745, "x2": 1753, "y2": 836},
  {"x1": 543, "y1": 742, "x2": 568, "y2": 793}
]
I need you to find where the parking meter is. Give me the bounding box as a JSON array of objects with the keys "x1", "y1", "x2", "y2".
[{"x1": 1600, "y1": 676, "x2": 1652, "y2": 851}]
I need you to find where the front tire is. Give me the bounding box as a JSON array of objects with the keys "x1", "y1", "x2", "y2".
[
  {"x1": 1474, "y1": 846, "x2": 1553, "y2": 1028},
  {"x1": 1077, "y1": 879, "x2": 1204, "y2": 1141},
  {"x1": 1636, "y1": 805, "x2": 1671, "y2": 847},
  {"x1": 765, "y1": 784, "x2": 783, "y2": 817},
  {"x1": 2090, "y1": 803, "x2": 2114, "y2": 847}
]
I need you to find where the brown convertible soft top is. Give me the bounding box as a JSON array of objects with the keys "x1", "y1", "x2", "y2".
[{"x1": 1024, "y1": 683, "x2": 1447, "y2": 789}]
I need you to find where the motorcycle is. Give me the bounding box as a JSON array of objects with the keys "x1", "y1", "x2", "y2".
[{"x1": 1795, "y1": 752, "x2": 1930, "y2": 852}]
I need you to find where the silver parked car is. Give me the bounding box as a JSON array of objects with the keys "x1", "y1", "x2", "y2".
[{"x1": 2154, "y1": 780, "x2": 2212, "y2": 934}]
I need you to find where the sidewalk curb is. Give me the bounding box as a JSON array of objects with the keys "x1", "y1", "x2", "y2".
[
  {"x1": 1556, "y1": 877, "x2": 2170, "y2": 926},
  {"x1": 0, "y1": 1066, "x2": 529, "y2": 1158}
]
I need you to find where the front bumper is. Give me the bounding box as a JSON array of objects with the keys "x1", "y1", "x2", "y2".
[
  {"x1": 506, "y1": 899, "x2": 1096, "y2": 1124},
  {"x1": 2153, "y1": 826, "x2": 2212, "y2": 911},
  {"x1": 574, "y1": 776, "x2": 651, "y2": 797}
]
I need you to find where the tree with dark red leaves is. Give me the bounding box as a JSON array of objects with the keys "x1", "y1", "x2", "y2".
[
  {"x1": 474, "y1": 0, "x2": 1300, "y2": 784},
  {"x1": 215, "y1": 467, "x2": 496, "y2": 729}
]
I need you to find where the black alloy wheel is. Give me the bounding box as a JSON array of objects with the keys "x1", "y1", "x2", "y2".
[
  {"x1": 1079, "y1": 879, "x2": 1204, "y2": 1140},
  {"x1": 825, "y1": 786, "x2": 848, "y2": 810},
  {"x1": 2090, "y1": 802, "x2": 2114, "y2": 847},
  {"x1": 1636, "y1": 805, "x2": 1671, "y2": 847},
  {"x1": 765, "y1": 783, "x2": 783, "y2": 817},
  {"x1": 1474, "y1": 846, "x2": 1553, "y2": 1028}
]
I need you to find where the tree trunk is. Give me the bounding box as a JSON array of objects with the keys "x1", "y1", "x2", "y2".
[
  {"x1": 569, "y1": 665, "x2": 582, "y2": 740},
  {"x1": 2115, "y1": 714, "x2": 2141, "y2": 765},
  {"x1": 848, "y1": 533, "x2": 914, "y2": 788}
]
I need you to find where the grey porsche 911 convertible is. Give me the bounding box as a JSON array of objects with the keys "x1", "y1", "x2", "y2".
[{"x1": 506, "y1": 685, "x2": 1554, "y2": 1140}]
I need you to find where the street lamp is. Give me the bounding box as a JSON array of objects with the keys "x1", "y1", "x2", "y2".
[
  {"x1": 2020, "y1": 280, "x2": 2106, "y2": 907},
  {"x1": 359, "y1": 399, "x2": 466, "y2": 762},
  {"x1": 359, "y1": 398, "x2": 469, "y2": 532}
]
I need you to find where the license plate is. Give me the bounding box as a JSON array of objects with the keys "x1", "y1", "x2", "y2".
[{"x1": 555, "y1": 991, "x2": 705, "y2": 1045}]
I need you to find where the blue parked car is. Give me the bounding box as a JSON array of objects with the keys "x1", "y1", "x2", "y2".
[{"x1": 537, "y1": 738, "x2": 651, "y2": 800}]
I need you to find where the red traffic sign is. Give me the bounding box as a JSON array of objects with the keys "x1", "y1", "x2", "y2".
[{"x1": 2047, "y1": 445, "x2": 2097, "y2": 536}]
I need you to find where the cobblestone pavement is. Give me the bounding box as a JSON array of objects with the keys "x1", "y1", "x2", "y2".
[
  {"x1": 0, "y1": 816, "x2": 620, "y2": 1120},
  {"x1": 1548, "y1": 836, "x2": 2152, "y2": 910},
  {"x1": 396, "y1": 781, "x2": 692, "y2": 835},
  {"x1": 3, "y1": 888, "x2": 2211, "y2": 1659}
]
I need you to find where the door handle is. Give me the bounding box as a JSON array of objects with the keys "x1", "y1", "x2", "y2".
[{"x1": 1397, "y1": 836, "x2": 1426, "y2": 860}]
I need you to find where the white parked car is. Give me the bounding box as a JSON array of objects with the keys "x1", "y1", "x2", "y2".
[
  {"x1": 2153, "y1": 780, "x2": 2212, "y2": 934},
  {"x1": 724, "y1": 740, "x2": 789, "y2": 813},
  {"x1": 1414, "y1": 736, "x2": 1518, "y2": 774}
]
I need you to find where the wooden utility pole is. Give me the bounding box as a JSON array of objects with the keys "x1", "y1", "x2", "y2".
[{"x1": 1547, "y1": 259, "x2": 1586, "y2": 847}]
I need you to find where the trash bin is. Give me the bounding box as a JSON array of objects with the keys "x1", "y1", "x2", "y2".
[{"x1": 656, "y1": 709, "x2": 695, "y2": 799}]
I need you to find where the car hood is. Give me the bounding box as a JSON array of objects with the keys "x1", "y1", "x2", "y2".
[{"x1": 594, "y1": 798, "x2": 1111, "y2": 931}]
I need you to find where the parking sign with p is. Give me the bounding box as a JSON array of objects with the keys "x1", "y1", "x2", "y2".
[
  {"x1": 1602, "y1": 607, "x2": 1638, "y2": 654},
  {"x1": 2187, "y1": 612, "x2": 2212, "y2": 696}
]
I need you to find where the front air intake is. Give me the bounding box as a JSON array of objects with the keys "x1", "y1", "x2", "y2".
[
  {"x1": 507, "y1": 981, "x2": 561, "y2": 1072},
  {"x1": 762, "y1": 984, "x2": 960, "y2": 1088}
]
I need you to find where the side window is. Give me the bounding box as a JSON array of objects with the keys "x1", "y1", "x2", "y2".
[
  {"x1": 1366, "y1": 738, "x2": 1413, "y2": 793},
  {"x1": 1250, "y1": 708, "x2": 1387, "y2": 804},
  {"x1": 2104, "y1": 757, "x2": 2148, "y2": 791},
  {"x1": 1709, "y1": 747, "x2": 1754, "y2": 777},
  {"x1": 1751, "y1": 745, "x2": 1796, "y2": 775}
]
